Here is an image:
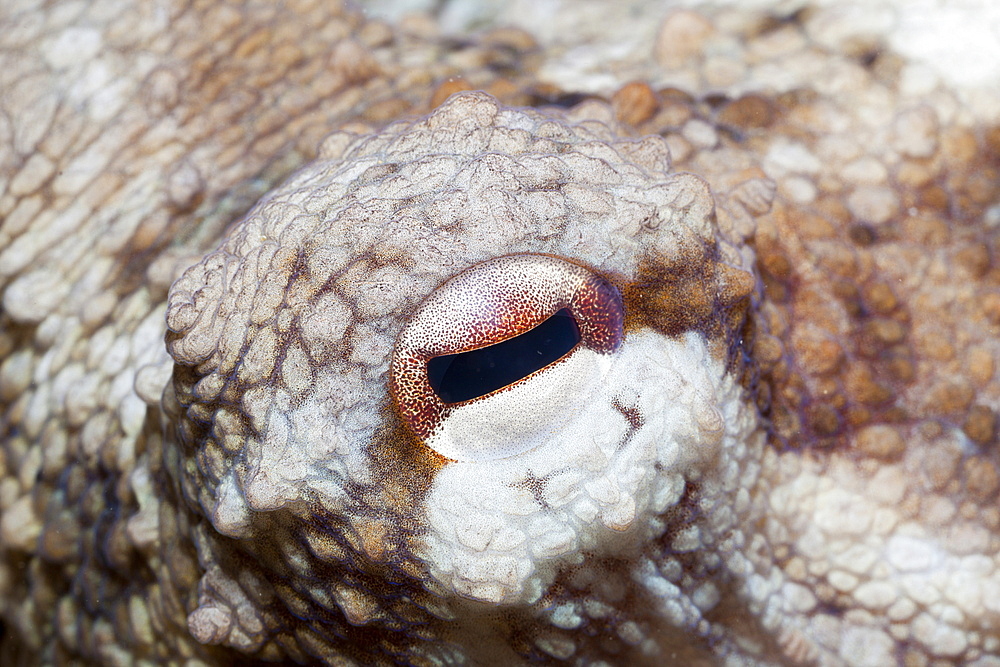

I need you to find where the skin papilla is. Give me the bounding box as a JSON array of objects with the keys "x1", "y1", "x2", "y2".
[{"x1": 1, "y1": 1, "x2": 999, "y2": 666}]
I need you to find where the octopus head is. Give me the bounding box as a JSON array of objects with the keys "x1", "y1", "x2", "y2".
[{"x1": 163, "y1": 92, "x2": 762, "y2": 658}]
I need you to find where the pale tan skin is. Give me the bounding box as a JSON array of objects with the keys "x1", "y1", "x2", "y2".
[{"x1": 1, "y1": 1, "x2": 999, "y2": 666}]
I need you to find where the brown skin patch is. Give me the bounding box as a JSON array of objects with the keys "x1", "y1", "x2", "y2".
[
  {"x1": 620, "y1": 242, "x2": 754, "y2": 366},
  {"x1": 431, "y1": 78, "x2": 476, "y2": 108},
  {"x1": 964, "y1": 405, "x2": 999, "y2": 447},
  {"x1": 613, "y1": 81, "x2": 660, "y2": 126},
  {"x1": 612, "y1": 398, "x2": 644, "y2": 432},
  {"x1": 716, "y1": 94, "x2": 777, "y2": 131},
  {"x1": 367, "y1": 408, "x2": 450, "y2": 500},
  {"x1": 700, "y1": 85, "x2": 1000, "y2": 485}
]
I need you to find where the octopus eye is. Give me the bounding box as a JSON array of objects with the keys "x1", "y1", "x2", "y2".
[
  {"x1": 390, "y1": 254, "x2": 625, "y2": 461},
  {"x1": 426, "y1": 307, "x2": 581, "y2": 403}
]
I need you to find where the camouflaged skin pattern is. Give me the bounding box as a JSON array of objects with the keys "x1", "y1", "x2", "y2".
[{"x1": 2, "y1": 1, "x2": 1000, "y2": 666}]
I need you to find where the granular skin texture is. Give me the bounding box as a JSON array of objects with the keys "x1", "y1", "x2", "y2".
[{"x1": 1, "y1": 2, "x2": 999, "y2": 667}]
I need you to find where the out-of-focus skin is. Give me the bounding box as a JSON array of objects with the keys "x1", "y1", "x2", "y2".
[{"x1": 1, "y1": 1, "x2": 998, "y2": 666}]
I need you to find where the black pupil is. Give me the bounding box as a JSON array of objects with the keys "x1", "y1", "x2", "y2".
[{"x1": 427, "y1": 308, "x2": 582, "y2": 404}]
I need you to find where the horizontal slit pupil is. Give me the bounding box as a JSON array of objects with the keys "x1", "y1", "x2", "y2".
[{"x1": 427, "y1": 308, "x2": 581, "y2": 404}]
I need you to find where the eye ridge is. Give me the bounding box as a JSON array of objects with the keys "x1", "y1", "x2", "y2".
[{"x1": 427, "y1": 307, "x2": 582, "y2": 404}]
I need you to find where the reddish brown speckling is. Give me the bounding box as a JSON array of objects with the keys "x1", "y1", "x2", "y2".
[{"x1": 389, "y1": 254, "x2": 625, "y2": 442}]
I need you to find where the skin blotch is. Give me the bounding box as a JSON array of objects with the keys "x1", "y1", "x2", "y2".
[
  {"x1": 623, "y1": 243, "x2": 755, "y2": 341},
  {"x1": 745, "y1": 105, "x2": 1000, "y2": 452},
  {"x1": 3, "y1": 1, "x2": 1000, "y2": 666}
]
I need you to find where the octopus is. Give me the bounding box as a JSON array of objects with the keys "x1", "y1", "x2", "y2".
[{"x1": 1, "y1": 0, "x2": 999, "y2": 665}]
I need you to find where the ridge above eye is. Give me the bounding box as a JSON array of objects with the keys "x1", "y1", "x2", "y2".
[{"x1": 389, "y1": 254, "x2": 625, "y2": 461}]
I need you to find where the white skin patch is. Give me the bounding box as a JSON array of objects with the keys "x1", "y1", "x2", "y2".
[{"x1": 419, "y1": 330, "x2": 727, "y2": 604}]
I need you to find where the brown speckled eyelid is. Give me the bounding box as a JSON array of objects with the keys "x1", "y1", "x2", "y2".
[{"x1": 389, "y1": 253, "x2": 625, "y2": 445}]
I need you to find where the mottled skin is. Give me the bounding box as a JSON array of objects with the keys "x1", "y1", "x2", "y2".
[{"x1": 2, "y1": 1, "x2": 1000, "y2": 667}]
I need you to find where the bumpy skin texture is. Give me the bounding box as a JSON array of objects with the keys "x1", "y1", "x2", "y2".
[
  {"x1": 2, "y1": 1, "x2": 1000, "y2": 666},
  {"x1": 164, "y1": 91, "x2": 762, "y2": 664}
]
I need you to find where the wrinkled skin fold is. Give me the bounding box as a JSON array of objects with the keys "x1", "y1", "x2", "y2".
[{"x1": 2, "y1": 1, "x2": 1000, "y2": 666}]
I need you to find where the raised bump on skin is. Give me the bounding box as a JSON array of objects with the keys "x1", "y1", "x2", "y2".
[{"x1": 389, "y1": 253, "x2": 625, "y2": 461}]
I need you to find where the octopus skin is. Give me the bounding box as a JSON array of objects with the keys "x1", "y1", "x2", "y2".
[{"x1": 1, "y1": 1, "x2": 999, "y2": 666}]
